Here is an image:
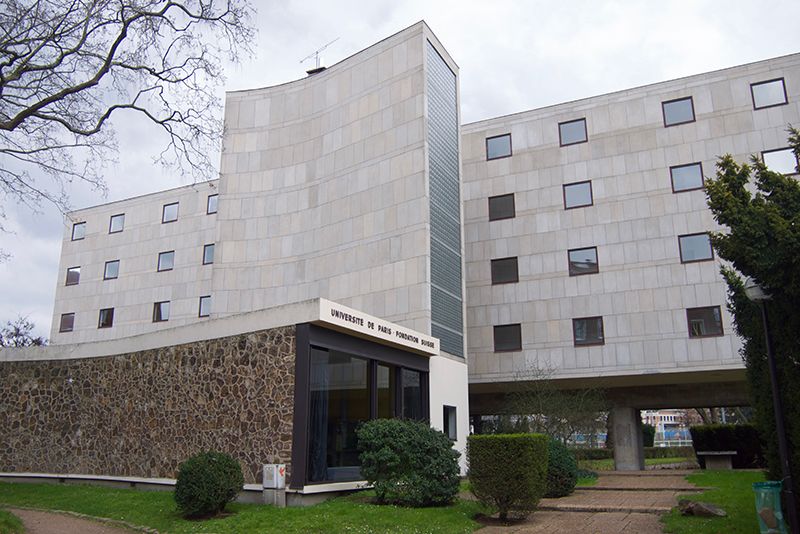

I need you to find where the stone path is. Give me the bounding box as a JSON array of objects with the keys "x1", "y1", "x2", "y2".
[
  {"x1": 476, "y1": 470, "x2": 701, "y2": 533},
  {"x1": 3, "y1": 508, "x2": 135, "y2": 534}
]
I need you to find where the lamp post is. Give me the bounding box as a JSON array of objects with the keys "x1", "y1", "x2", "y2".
[{"x1": 744, "y1": 277, "x2": 798, "y2": 534}]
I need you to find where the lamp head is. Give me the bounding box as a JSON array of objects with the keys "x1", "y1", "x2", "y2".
[{"x1": 743, "y1": 277, "x2": 771, "y2": 302}]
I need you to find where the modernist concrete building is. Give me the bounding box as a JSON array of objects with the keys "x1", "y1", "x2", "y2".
[{"x1": 1, "y1": 21, "x2": 799, "y2": 487}]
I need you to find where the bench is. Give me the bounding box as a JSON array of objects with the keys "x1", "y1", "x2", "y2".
[{"x1": 697, "y1": 451, "x2": 737, "y2": 470}]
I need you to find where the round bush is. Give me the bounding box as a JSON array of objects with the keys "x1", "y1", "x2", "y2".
[
  {"x1": 545, "y1": 438, "x2": 578, "y2": 498},
  {"x1": 174, "y1": 451, "x2": 244, "y2": 517},
  {"x1": 357, "y1": 418, "x2": 461, "y2": 507}
]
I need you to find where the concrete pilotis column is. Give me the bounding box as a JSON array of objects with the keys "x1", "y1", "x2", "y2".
[{"x1": 611, "y1": 406, "x2": 644, "y2": 471}]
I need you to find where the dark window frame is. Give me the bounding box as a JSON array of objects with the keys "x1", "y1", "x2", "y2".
[
  {"x1": 108, "y1": 213, "x2": 125, "y2": 234},
  {"x1": 563, "y1": 180, "x2": 594, "y2": 210},
  {"x1": 762, "y1": 147, "x2": 799, "y2": 176},
  {"x1": 65, "y1": 266, "x2": 81, "y2": 286},
  {"x1": 71, "y1": 222, "x2": 86, "y2": 241},
  {"x1": 485, "y1": 133, "x2": 512, "y2": 161},
  {"x1": 98, "y1": 307, "x2": 114, "y2": 329},
  {"x1": 157, "y1": 250, "x2": 175, "y2": 272},
  {"x1": 750, "y1": 78, "x2": 788, "y2": 110},
  {"x1": 558, "y1": 117, "x2": 588, "y2": 147},
  {"x1": 103, "y1": 260, "x2": 120, "y2": 280},
  {"x1": 207, "y1": 194, "x2": 219, "y2": 215},
  {"x1": 670, "y1": 162, "x2": 705, "y2": 193},
  {"x1": 152, "y1": 301, "x2": 170, "y2": 323},
  {"x1": 493, "y1": 323, "x2": 522, "y2": 352},
  {"x1": 686, "y1": 306, "x2": 724, "y2": 338},
  {"x1": 443, "y1": 405, "x2": 457, "y2": 441},
  {"x1": 202, "y1": 244, "x2": 215, "y2": 265},
  {"x1": 198, "y1": 295, "x2": 211, "y2": 317},
  {"x1": 488, "y1": 193, "x2": 515, "y2": 221},
  {"x1": 490, "y1": 256, "x2": 519, "y2": 285},
  {"x1": 572, "y1": 316, "x2": 605, "y2": 347},
  {"x1": 678, "y1": 233, "x2": 714, "y2": 263},
  {"x1": 661, "y1": 96, "x2": 696, "y2": 127},
  {"x1": 59, "y1": 313, "x2": 75, "y2": 333},
  {"x1": 568, "y1": 246, "x2": 599, "y2": 276},
  {"x1": 161, "y1": 202, "x2": 179, "y2": 223}
]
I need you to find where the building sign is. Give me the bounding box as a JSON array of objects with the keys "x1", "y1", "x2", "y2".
[{"x1": 316, "y1": 299, "x2": 440, "y2": 356}]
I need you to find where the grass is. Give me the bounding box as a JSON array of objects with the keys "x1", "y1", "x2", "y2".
[
  {"x1": 661, "y1": 470, "x2": 766, "y2": 534},
  {"x1": 576, "y1": 476, "x2": 598, "y2": 487},
  {"x1": 578, "y1": 456, "x2": 697, "y2": 471},
  {"x1": 0, "y1": 510, "x2": 23, "y2": 534},
  {"x1": 0, "y1": 482, "x2": 483, "y2": 533}
]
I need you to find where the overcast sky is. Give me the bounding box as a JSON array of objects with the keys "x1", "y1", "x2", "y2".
[{"x1": 2, "y1": 0, "x2": 799, "y2": 338}]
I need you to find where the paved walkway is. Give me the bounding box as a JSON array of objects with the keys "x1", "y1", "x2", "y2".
[
  {"x1": 3, "y1": 508, "x2": 135, "y2": 534},
  {"x1": 476, "y1": 470, "x2": 700, "y2": 533}
]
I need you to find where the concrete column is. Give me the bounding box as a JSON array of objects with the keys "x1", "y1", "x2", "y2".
[{"x1": 611, "y1": 406, "x2": 644, "y2": 471}]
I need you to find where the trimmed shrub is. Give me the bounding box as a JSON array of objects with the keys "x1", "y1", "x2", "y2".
[
  {"x1": 572, "y1": 448, "x2": 613, "y2": 461},
  {"x1": 357, "y1": 418, "x2": 460, "y2": 507},
  {"x1": 174, "y1": 451, "x2": 244, "y2": 517},
  {"x1": 467, "y1": 433, "x2": 548, "y2": 521},
  {"x1": 545, "y1": 439, "x2": 578, "y2": 497},
  {"x1": 642, "y1": 424, "x2": 656, "y2": 447},
  {"x1": 689, "y1": 424, "x2": 765, "y2": 469}
]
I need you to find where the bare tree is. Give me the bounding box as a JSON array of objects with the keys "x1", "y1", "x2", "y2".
[
  {"x1": 0, "y1": 315, "x2": 46, "y2": 346},
  {"x1": 0, "y1": 0, "x2": 254, "y2": 231}
]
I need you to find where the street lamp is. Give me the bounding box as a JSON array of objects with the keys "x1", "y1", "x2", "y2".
[{"x1": 744, "y1": 277, "x2": 798, "y2": 534}]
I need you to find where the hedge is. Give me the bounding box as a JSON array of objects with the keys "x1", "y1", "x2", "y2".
[
  {"x1": 545, "y1": 439, "x2": 578, "y2": 498},
  {"x1": 467, "y1": 434, "x2": 549, "y2": 521},
  {"x1": 571, "y1": 446, "x2": 695, "y2": 461},
  {"x1": 689, "y1": 424, "x2": 765, "y2": 469}
]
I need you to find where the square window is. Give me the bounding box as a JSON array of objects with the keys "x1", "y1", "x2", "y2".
[
  {"x1": 59, "y1": 313, "x2": 75, "y2": 333},
  {"x1": 203, "y1": 244, "x2": 215, "y2": 265},
  {"x1": 162, "y1": 202, "x2": 179, "y2": 223},
  {"x1": 207, "y1": 194, "x2": 219, "y2": 214},
  {"x1": 443, "y1": 405, "x2": 457, "y2": 441},
  {"x1": 493, "y1": 323, "x2": 521, "y2": 352},
  {"x1": 488, "y1": 193, "x2": 515, "y2": 221},
  {"x1": 491, "y1": 257, "x2": 518, "y2": 284},
  {"x1": 104, "y1": 260, "x2": 119, "y2": 280},
  {"x1": 559, "y1": 118, "x2": 588, "y2": 146},
  {"x1": 199, "y1": 295, "x2": 211, "y2": 317},
  {"x1": 662, "y1": 97, "x2": 695, "y2": 127},
  {"x1": 157, "y1": 251, "x2": 175, "y2": 272},
  {"x1": 762, "y1": 148, "x2": 798, "y2": 175},
  {"x1": 568, "y1": 247, "x2": 599, "y2": 276},
  {"x1": 687, "y1": 306, "x2": 723, "y2": 338},
  {"x1": 65, "y1": 266, "x2": 81, "y2": 286},
  {"x1": 563, "y1": 181, "x2": 593, "y2": 209},
  {"x1": 153, "y1": 301, "x2": 170, "y2": 322},
  {"x1": 679, "y1": 233, "x2": 714, "y2": 263},
  {"x1": 108, "y1": 213, "x2": 125, "y2": 233},
  {"x1": 71, "y1": 222, "x2": 86, "y2": 241},
  {"x1": 573, "y1": 316, "x2": 604, "y2": 346},
  {"x1": 670, "y1": 162, "x2": 704, "y2": 192},
  {"x1": 486, "y1": 134, "x2": 512, "y2": 160},
  {"x1": 751, "y1": 78, "x2": 787, "y2": 110},
  {"x1": 98, "y1": 308, "x2": 114, "y2": 328}
]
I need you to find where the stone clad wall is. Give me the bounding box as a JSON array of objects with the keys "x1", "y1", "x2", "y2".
[{"x1": 0, "y1": 326, "x2": 295, "y2": 484}]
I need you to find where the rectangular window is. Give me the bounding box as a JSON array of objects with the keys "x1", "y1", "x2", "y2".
[
  {"x1": 98, "y1": 308, "x2": 114, "y2": 328},
  {"x1": 65, "y1": 266, "x2": 81, "y2": 286},
  {"x1": 207, "y1": 194, "x2": 219, "y2": 214},
  {"x1": 198, "y1": 295, "x2": 211, "y2": 317},
  {"x1": 573, "y1": 316, "x2": 605, "y2": 346},
  {"x1": 108, "y1": 213, "x2": 125, "y2": 234},
  {"x1": 563, "y1": 181, "x2": 593, "y2": 209},
  {"x1": 762, "y1": 148, "x2": 798, "y2": 176},
  {"x1": 203, "y1": 244, "x2": 215, "y2": 265},
  {"x1": 559, "y1": 118, "x2": 588, "y2": 146},
  {"x1": 59, "y1": 313, "x2": 75, "y2": 333},
  {"x1": 162, "y1": 202, "x2": 179, "y2": 223},
  {"x1": 751, "y1": 78, "x2": 787, "y2": 110},
  {"x1": 679, "y1": 233, "x2": 714, "y2": 263},
  {"x1": 488, "y1": 193, "x2": 515, "y2": 221},
  {"x1": 376, "y1": 364, "x2": 396, "y2": 419},
  {"x1": 670, "y1": 162, "x2": 704, "y2": 192},
  {"x1": 687, "y1": 306, "x2": 723, "y2": 338},
  {"x1": 494, "y1": 323, "x2": 522, "y2": 352},
  {"x1": 157, "y1": 251, "x2": 175, "y2": 272},
  {"x1": 402, "y1": 368, "x2": 424, "y2": 420},
  {"x1": 568, "y1": 247, "x2": 599, "y2": 276},
  {"x1": 153, "y1": 301, "x2": 170, "y2": 322},
  {"x1": 486, "y1": 133, "x2": 512, "y2": 160},
  {"x1": 491, "y1": 257, "x2": 519, "y2": 284},
  {"x1": 103, "y1": 260, "x2": 119, "y2": 280},
  {"x1": 443, "y1": 405, "x2": 457, "y2": 441},
  {"x1": 71, "y1": 222, "x2": 86, "y2": 241},
  {"x1": 662, "y1": 97, "x2": 695, "y2": 127}
]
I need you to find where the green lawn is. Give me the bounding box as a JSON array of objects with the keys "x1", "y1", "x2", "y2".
[
  {"x1": 0, "y1": 482, "x2": 482, "y2": 533},
  {"x1": 0, "y1": 510, "x2": 23, "y2": 534},
  {"x1": 661, "y1": 470, "x2": 766, "y2": 534},
  {"x1": 578, "y1": 457, "x2": 697, "y2": 471},
  {"x1": 576, "y1": 476, "x2": 598, "y2": 487}
]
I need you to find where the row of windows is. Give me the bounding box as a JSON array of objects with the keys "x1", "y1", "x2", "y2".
[
  {"x1": 488, "y1": 233, "x2": 713, "y2": 284},
  {"x1": 70, "y1": 194, "x2": 218, "y2": 241},
  {"x1": 493, "y1": 306, "x2": 724, "y2": 352},
  {"x1": 58, "y1": 296, "x2": 212, "y2": 332},
  {"x1": 484, "y1": 78, "x2": 790, "y2": 161},
  {"x1": 64, "y1": 245, "x2": 214, "y2": 286}
]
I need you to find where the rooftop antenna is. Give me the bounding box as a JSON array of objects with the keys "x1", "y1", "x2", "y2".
[{"x1": 300, "y1": 37, "x2": 339, "y2": 74}]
